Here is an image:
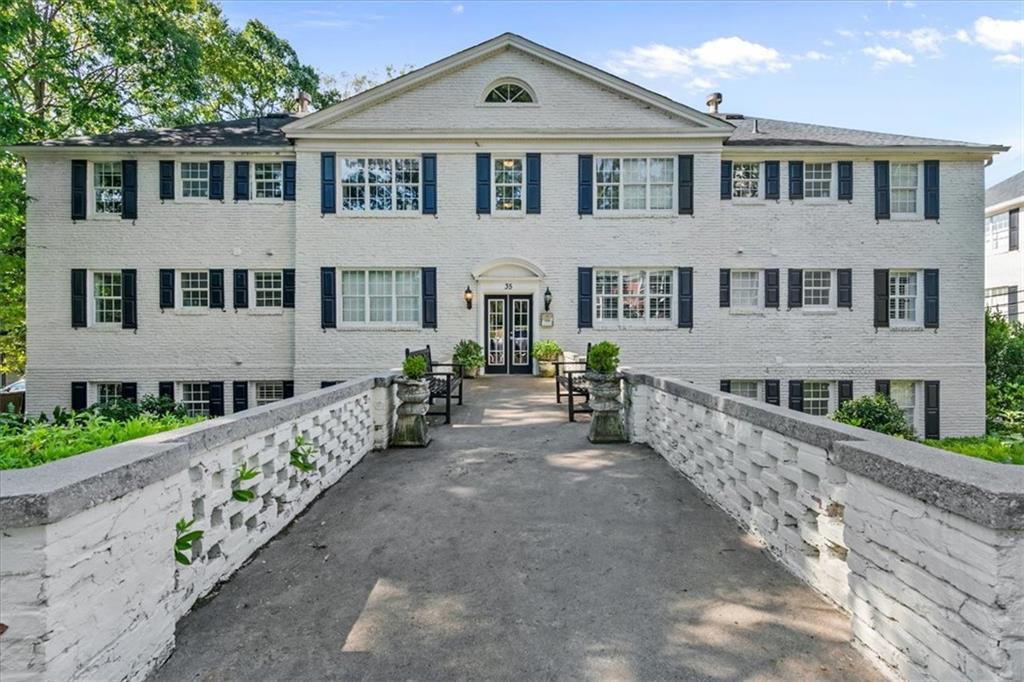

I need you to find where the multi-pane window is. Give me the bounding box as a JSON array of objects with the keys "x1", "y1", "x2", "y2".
[
  {"x1": 890, "y1": 163, "x2": 918, "y2": 214},
  {"x1": 804, "y1": 163, "x2": 832, "y2": 198},
  {"x1": 181, "y1": 162, "x2": 209, "y2": 197},
  {"x1": 594, "y1": 269, "x2": 674, "y2": 322},
  {"x1": 731, "y1": 380, "x2": 759, "y2": 399},
  {"x1": 340, "y1": 269, "x2": 420, "y2": 324},
  {"x1": 484, "y1": 83, "x2": 533, "y2": 103},
  {"x1": 890, "y1": 381, "x2": 916, "y2": 433},
  {"x1": 803, "y1": 382, "x2": 830, "y2": 416},
  {"x1": 985, "y1": 213, "x2": 1010, "y2": 253},
  {"x1": 595, "y1": 157, "x2": 674, "y2": 211},
  {"x1": 493, "y1": 158, "x2": 524, "y2": 212},
  {"x1": 96, "y1": 383, "x2": 122, "y2": 404},
  {"x1": 803, "y1": 270, "x2": 833, "y2": 307},
  {"x1": 180, "y1": 271, "x2": 209, "y2": 308},
  {"x1": 93, "y1": 272, "x2": 122, "y2": 324},
  {"x1": 985, "y1": 286, "x2": 1015, "y2": 320},
  {"x1": 254, "y1": 162, "x2": 283, "y2": 199},
  {"x1": 181, "y1": 383, "x2": 210, "y2": 417},
  {"x1": 889, "y1": 270, "x2": 919, "y2": 325},
  {"x1": 254, "y1": 271, "x2": 283, "y2": 308},
  {"x1": 730, "y1": 270, "x2": 760, "y2": 308},
  {"x1": 93, "y1": 161, "x2": 123, "y2": 214},
  {"x1": 255, "y1": 381, "x2": 284, "y2": 406},
  {"x1": 732, "y1": 162, "x2": 760, "y2": 199},
  {"x1": 340, "y1": 158, "x2": 420, "y2": 212}
]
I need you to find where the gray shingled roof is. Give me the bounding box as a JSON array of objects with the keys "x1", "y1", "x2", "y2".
[
  {"x1": 986, "y1": 170, "x2": 1024, "y2": 207},
  {"x1": 722, "y1": 115, "x2": 1001, "y2": 149},
  {"x1": 28, "y1": 114, "x2": 298, "y2": 148}
]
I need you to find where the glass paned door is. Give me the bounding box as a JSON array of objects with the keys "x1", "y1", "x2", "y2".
[
  {"x1": 487, "y1": 297, "x2": 505, "y2": 369},
  {"x1": 484, "y1": 295, "x2": 533, "y2": 374}
]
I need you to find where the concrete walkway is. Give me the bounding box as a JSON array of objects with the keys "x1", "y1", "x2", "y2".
[{"x1": 154, "y1": 377, "x2": 880, "y2": 681}]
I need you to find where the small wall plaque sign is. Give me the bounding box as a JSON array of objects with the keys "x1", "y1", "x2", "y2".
[{"x1": 540, "y1": 312, "x2": 554, "y2": 328}]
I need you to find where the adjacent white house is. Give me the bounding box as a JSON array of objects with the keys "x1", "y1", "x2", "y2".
[
  {"x1": 10, "y1": 33, "x2": 1007, "y2": 437},
  {"x1": 984, "y1": 170, "x2": 1022, "y2": 322}
]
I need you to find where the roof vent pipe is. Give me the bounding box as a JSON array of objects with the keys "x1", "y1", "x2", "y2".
[
  {"x1": 296, "y1": 91, "x2": 312, "y2": 116},
  {"x1": 706, "y1": 92, "x2": 723, "y2": 115}
]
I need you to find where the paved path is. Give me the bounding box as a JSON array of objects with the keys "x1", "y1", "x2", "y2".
[{"x1": 154, "y1": 377, "x2": 880, "y2": 681}]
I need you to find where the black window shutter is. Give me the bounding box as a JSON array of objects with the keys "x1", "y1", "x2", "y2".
[
  {"x1": 677, "y1": 267, "x2": 693, "y2": 328},
  {"x1": 578, "y1": 155, "x2": 593, "y2": 215},
  {"x1": 837, "y1": 161, "x2": 853, "y2": 200},
  {"x1": 283, "y1": 160, "x2": 296, "y2": 201},
  {"x1": 233, "y1": 269, "x2": 248, "y2": 309},
  {"x1": 788, "y1": 161, "x2": 804, "y2": 200},
  {"x1": 282, "y1": 381, "x2": 294, "y2": 399},
  {"x1": 1009, "y1": 209, "x2": 1019, "y2": 251},
  {"x1": 764, "y1": 269, "x2": 779, "y2": 308},
  {"x1": 924, "y1": 269, "x2": 939, "y2": 328},
  {"x1": 874, "y1": 161, "x2": 890, "y2": 220},
  {"x1": 121, "y1": 160, "x2": 137, "y2": 219},
  {"x1": 923, "y1": 160, "x2": 940, "y2": 220},
  {"x1": 421, "y1": 267, "x2": 437, "y2": 329},
  {"x1": 788, "y1": 380, "x2": 804, "y2": 412},
  {"x1": 71, "y1": 382, "x2": 87, "y2": 411},
  {"x1": 209, "y1": 161, "x2": 224, "y2": 200},
  {"x1": 678, "y1": 155, "x2": 694, "y2": 214},
  {"x1": 208, "y1": 382, "x2": 224, "y2": 417},
  {"x1": 526, "y1": 153, "x2": 541, "y2": 214},
  {"x1": 719, "y1": 269, "x2": 730, "y2": 307},
  {"x1": 838, "y1": 380, "x2": 854, "y2": 407},
  {"x1": 873, "y1": 269, "x2": 889, "y2": 328},
  {"x1": 159, "y1": 382, "x2": 174, "y2": 400},
  {"x1": 1009, "y1": 286, "x2": 1019, "y2": 321},
  {"x1": 71, "y1": 269, "x2": 87, "y2": 328},
  {"x1": 283, "y1": 268, "x2": 295, "y2": 308},
  {"x1": 321, "y1": 267, "x2": 336, "y2": 328},
  {"x1": 320, "y1": 152, "x2": 335, "y2": 213},
  {"x1": 71, "y1": 160, "x2": 87, "y2": 220},
  {"x1": 121, "y1": 269, "x2": 137, "y2": 329},
  {"x1": 233, "y1": 161, "x2": 249, "y2": 201},
  {"x1": 160, "y1": 269, "x2": 176, "y2": 309},
  {"x1": 764, "y1": 161, "x2": 780, "y2": 200},
  {"x1": 837, "y1": 269, "x2": 853, "y2": 308},
  {"x1": 159, "y1": 160, "x2": 175, "y2": 200},
  {"x1": 422, "y1": 153, "x2": 437, "y2": 215},
  {"x1": 720, "y1": 380, "x2": 731, "y2": 393},
  {"x1": 122, "y1": 382, "x2": 138, "y2": 403},
  {"x1": 720, "y1": 160, "x2": 732, "y2": 200},
  {"x1": 875, "y1": 380, "x2": 890, "y2": 396},
  {"x1": 765, "y1": 380, "x2": 780, "y2": 406},
  {"x1": 209, "y1": 269, "x2": 224, "y2": 309},
  {"x1": 788, "y1": 269, "x2": 803, "y2": 308},
  {"x1": 233, "y1": 381, "x2": 248, "y2": 413},
  {"x1": 476, "y1": 153, "x2": 491, "y2": 214},
  {"x1": 578, "y1": 267, "x2": 593, "y2": 328},
  {"x1": 924, "y1": 381, "x2": 940, "y2": 439}
]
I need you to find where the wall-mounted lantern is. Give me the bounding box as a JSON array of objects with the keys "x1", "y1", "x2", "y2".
[
  {"x1": 464, "y1": 286, "x2": 474, "y2": 310},
  {"x1": 543, "y1": 287, "x2": 552, "y2": 312}
]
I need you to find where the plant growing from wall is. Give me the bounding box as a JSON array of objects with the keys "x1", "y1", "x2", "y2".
[
  {"x1": 403, "y1": 355, "x2": 428, "y2": 380},
  {"x1": 832, "y1": 394, "x2": 914, "y2": 439},
  {"x1": 452, "y1": 340, "x2": 484, "y2": 373},
  {"x1": 232, "y1": 464, "x2": 260, "y2": 502},
  {"x1": 174, "y1": 518, "x2": 204, "y2": 565},
  {"x1": 289, "y1": 436, "x2": 316, "y2": 473},
  {"x1": 531, "y1": 340, "x2": 562, "y2": 361},
  {"x1": 587, "y1": 341, "x2": 620, "y2": 375}
]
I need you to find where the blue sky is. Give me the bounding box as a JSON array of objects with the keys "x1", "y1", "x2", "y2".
[{"x1": 220, "y1": 1, "x2": 1024, "y2": 185}]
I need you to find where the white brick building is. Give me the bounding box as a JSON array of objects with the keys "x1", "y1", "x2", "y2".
[
  {"x1": 984, "y1": 170, "x2": 1022, "y2": 322},
  {"x1": 10, "y1": 33, "x2": 1007, "y2": 436}
]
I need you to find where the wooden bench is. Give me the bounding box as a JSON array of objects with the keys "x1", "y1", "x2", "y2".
[
  {"x1": 405, "y1": 345, "x2": 464, "y2": 424},
  {"x1": 554, "y1": 343, "x2": 592, "y2": 422}
]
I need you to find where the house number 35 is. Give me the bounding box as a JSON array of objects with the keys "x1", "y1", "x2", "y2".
[{"x1": 504, "y1": 283, "x2": 513, "y2": 290}]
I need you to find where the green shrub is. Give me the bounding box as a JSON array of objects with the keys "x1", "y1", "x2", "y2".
[
  {"x1": 986, "y1": 309, "x2": 1024, "y2": 436},
  {"x1": 832, "y1": 393, "x2": 914, "y2": 439},
  {"x1": 925, "y1": 435, "x2": 1024, "y2": 465},
  {"x1": 452, "y1": 339, "x2": 484, "y2": 371},
  {"x1": 532, "y1": 340, "x2": 562, "y2": 361},
  {"x1": 403, "y1": 354, "x2": 428, "y2": 380},
  {"x1": 587, "y1": 341, "x2": 620, "y2": 375}
]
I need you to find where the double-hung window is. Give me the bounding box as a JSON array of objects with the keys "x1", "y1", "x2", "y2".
[
  {"x1": 731, "y1": 380, "x2": 759, "y2": 399},
  {"x1": 254, "y1": 271, "x2": 283, "y2": 308},
  {"x1": 255, "y1": 381, "x2": 284, "y2": 406},
  {"x1": 890, "y1": 163, "x2": 919, "y2": 214},
  {"x1": 340, "y1": 269, "x2": 421, "y2": 324},
  {"x1": 96, "y1": 382, "x2": 122, "y2": 404},
  {"x1": 254, "y1": 162, "x2": 283, "y2": 199},
  {"x1": 803, "y1": 381, "x2": 830, "y2": 416},
  {"x1": 803, "y1": 270, "x2": 833, "y2": 307},
  {"x1": 181, "y1": 382, "x2": 210, "y2": 417},
  {"x1": 181, "y1": 162, "x2": 209, "y2": 197},
  {"x1": 888, "y1": 270, "x2": 920, "y2": 326},
  {"x1": 595, "y1": 157, "x2": 674, "y2": 211},
  {"x1": 985, "y1": 286, "x2": 1014, "y2": 320},
  {"x1": 732, "y1": 162, "x2": 760, "y2": 199},
  {"x1": 93, "y1": 271, "x2": 122, "y2": 324},
  {"x1": 180, "y1": 271, "x2": 209, "y2": 308},
  {"x1": 804, "y1": 163, "x2": 832, "y2": 198},
  {"x1": 890, "y1": 381, "x2": 917, "y2": 433},
  {"x1": 340, "y1": 158, "x2": 420, "y2": 212},
  {"x1": 730, "y1": 270, "x2": 761, "y2": 309},
  {"x1": 594, "y1": 268, "x2": 673, "y2": 323},
  {"x1": 493, "y1": 158, "x2": 524, "y2": 212},
  {"x1": 93, "y1": 161, "x2": 123, "y2": 215},
  {"x1": 985, "y1": 213, "x2": 1009, "y2": 254}
]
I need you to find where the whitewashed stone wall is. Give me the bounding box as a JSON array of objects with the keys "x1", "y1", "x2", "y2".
[
  {"x1": 0, "y1": 375, "x2": 395, "y2": 682},
  {"x1": 625, "y1": 371, "x2": 1024, "y2": 682}
]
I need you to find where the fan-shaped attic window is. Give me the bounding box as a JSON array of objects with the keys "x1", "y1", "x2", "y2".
[{"x1": 484, "y1": 81, "x2": 535, "y2": 104}]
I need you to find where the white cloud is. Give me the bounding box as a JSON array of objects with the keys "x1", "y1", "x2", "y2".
[
  {"x1": 879, "y1": 27, "x2": 945, "y2": 53},
  {"x1": 451, "y1": 4, "x2": 464, "y2": 14},
  {"x1": 836, "y1": 29, "x2": 856, "y2": 38},
  {"x1": 688, "y1": 77, "x2": 715, "y2": 90},
  {"x1": 862, "y1": 45, "x2": 915, "y2": 67},
  {"x1": 994, "y1": 53, "x2": 1023, "y2": 65},
  {"x1": 796, "y1": 50, "x2": 831, "y2": 61},
  {"x1": 954, "y1": 29, "x2": 973, "y2": 44},
  {"x1": 607, "y1": 43, "x2": 693, "y2": 78},
  {"x1": 821, "y1": 39, "x2": 836, "y2": 47},
  {"x1": 606, "y1": 36, "x2": 789, "y2": 81},
  {"x1": 691, "y1": 36, "x2": 791, "y2": 75},
  {"x1": 972, "y1": 16, "x2": 1024, "y2": 53}
]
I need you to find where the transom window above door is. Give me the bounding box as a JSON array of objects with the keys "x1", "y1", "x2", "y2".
[
  {"x1": 595, "y1": 157, "x2": 674, "y2": 211},
  {"x1": 340, "y1": 158, "x2": 420, "y2": 212},
  {"x1": 483, "y1": 81, "x2": 535, "y2": 103},
  {"x1": 595, "y1": 268, "x2": 674, "y2": 323}
]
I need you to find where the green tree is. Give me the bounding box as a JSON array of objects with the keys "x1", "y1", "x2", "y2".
[{"x1": 315, "y1": 64, "x2": 415, "y2": 109}]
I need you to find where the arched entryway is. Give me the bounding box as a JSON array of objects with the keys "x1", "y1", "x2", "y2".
[{"x1": 471, "y1": 258, "x2": 546, "y2": 375}]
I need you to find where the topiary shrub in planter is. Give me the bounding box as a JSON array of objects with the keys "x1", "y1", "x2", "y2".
[
  {"x1": 585, "y1": 341, "x2": 625, "y2": 443},
  {"x1": 393, "y1": 355, "x2": 431, "y2": 447},
  {"x1": 452, "y1": 339, "x2": 484, "y2": 378},
  {"x1": 832, "y1": 393, "x2": 914, "y2": 439},
  {"x1": 532, "y1": 340, "x2": 562, "y2": 378}
]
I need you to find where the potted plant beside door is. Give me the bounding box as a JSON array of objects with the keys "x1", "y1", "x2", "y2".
[
  {"x1": 452, "y1": 339, "x2": 484, "y2": 379},
  {"x1": 585, "y1": 341, "x2": 626, "y2": 443},
  {"x1": 532, "y1": 340, "x2": 562, "y2": 378},
  {"x1": 393, "y1": 355, "x2": 431, "y2": 447}
]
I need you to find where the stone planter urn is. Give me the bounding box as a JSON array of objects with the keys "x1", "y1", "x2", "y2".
[
  {"x1": 462, "y1": 365, "x2": 480, "y2": 379},
  {"x1": 392, "y1": 377, "x2": 431, "y2": 447},
  {"x1": 537, "y1": 359, "x2": 556, "y2": 378},
  {"x1": 585, "y1": 370, "x2": 625, "y2": 443}
]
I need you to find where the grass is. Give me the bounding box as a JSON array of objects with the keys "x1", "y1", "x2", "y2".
[{"x1": 924, "y1": 435, "x2": 1024, "y2": 465}]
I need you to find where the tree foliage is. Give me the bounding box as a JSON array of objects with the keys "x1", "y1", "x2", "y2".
[{"x1": 985, "y1": 309, "x2": 1024, "y2": 434}]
